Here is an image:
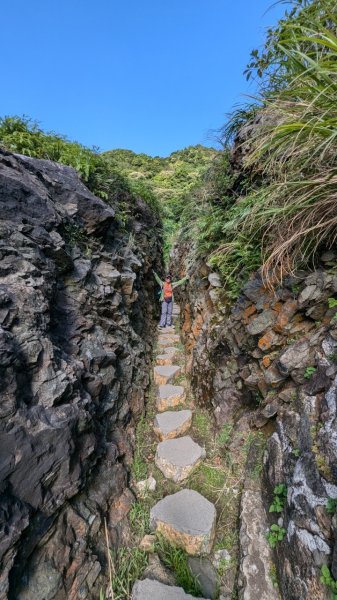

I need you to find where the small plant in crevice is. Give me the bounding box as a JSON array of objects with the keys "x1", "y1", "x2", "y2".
[
  {"x1": 321, "y1": 565, "x2": 337, "y2": 599},
  {"x1": 269, "y1": 483, "x2": 287, "y2": 513},
  {"x1": 304, "y1": 366, "x2": 316, "y2": 380},
  {"x1": 266, "y1": 524, "x2": 286, "y2": 548},
  {"x1": 292, "y1": 448, "x2": 300, "y2": 458},
  {"x1": 217, "y1": 423, "x2": 233, "y2": 447},
  {"x1": 110, "y1": 546, "x2": 148, "y2": 600},
  {"x1": 269, "y1": 563, "x2": 279, "y2": 589},
  {"x1": 329, "y1": 298, "x2": 337, "y2": 325},
  {"x1": 326, "y1": 498, "x2": 337, "y2": 515},
  {"x1": 155, "y1": 536, "x2": 203, "y2": 597},
  {"x1": 63, "y1": 222, "x2": 91, "y2": 250},
  {"x1": 328, "y1": 298, "x2": 337, "y2": 309}
]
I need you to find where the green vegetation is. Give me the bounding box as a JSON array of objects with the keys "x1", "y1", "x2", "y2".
[
  {"x1": 155, "y1": 536, "x2": 203, "y2": 596},
  {"x1": 328, "y1": 298, "x2": 337, "y2": 309},
  {"x1": 216, "y1": 424, "x2": 233, "y2": 447},
  {"x1": 326, "y1": 498, "x2": 337, "y2": 515},
  {"x1": 269, "y1": 563, "x2": 279, "y2": 589},
  {"x1": 3, "y1": 2, "x2": 337, "y2": 299},
  {"x1": 0, "y1": 115, "x2": 161, "y2": 222},
  {"x1": 170, "y1": 0, "x2": 337, "y2": 300},
  {"x1": 304, "y1": 367, "x2": 316, "y2": 380},
  {"x1": 266, "y1": 524, "x2": 286, "y2": 548},
  {"x1": 321, "y1": 564, "x2": 337, "y2": 599},
  {"x1": 110, "y1": 547, "x2": 148, "y2": 600},
  {"x1": 269, "y1": 484, "x2": 287, "y2": 513},
  {"x1": 104, "y1": 145, "x2": 217, "y2": 261}
]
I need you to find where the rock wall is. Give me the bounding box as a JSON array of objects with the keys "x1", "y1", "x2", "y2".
[
  {"x1": 0, "y1": 150, "x2": 162, "y2": 599},
  {"x1": 172, "y1": 242, "x2": 337, "y2": 600}
]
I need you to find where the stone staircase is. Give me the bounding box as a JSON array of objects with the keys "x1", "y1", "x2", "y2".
[{"x1": 131, "y1": 306, "x2": 217, "y2": 600}]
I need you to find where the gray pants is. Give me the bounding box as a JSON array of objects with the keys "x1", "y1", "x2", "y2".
[{"x1": 160, "y1": 300, "x2": 173, "y2": 327}]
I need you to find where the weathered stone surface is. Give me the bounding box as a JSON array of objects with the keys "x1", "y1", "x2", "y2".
[
  {"x1": 159, "y1": 326, "x2": 177, "y2": 334},
  {"x1": 246, "y1": 310, "x2": 276, "y2": 336},
  {"x1": 155, "y1": 436, "x2": 205, "y2": 482},
  {"x1": 208, "y1": 273, "x2": 222, "y2": 288},
  {"x1": 132, "y1": 579, "x2": 206, "y2": 600},
  {"x1": 0, "y1": 150, "x2": 162, "y2": 599},
  {"x1": 156, "y1": 385, "x2": 186, "y2": 412},
  {"x1": 188, "y1": 557, "x2": 218, "y2": 599},
  {"x1": 139, "y1": 534, "x2": 156, "y2": 552},
  {"x1": 154, "y1": 365, "x2": 181, "y2": 385},
  {"x1": 154, "y1": 410, "x2": 192, "y2": 440},
  {"x1": 142, "y1": 554, "x2": 177, "y2": 586},
  {"x1": 158, "y1": 334, "x2": 180, "y2": 346},
  {"x1": 163, "y1": 346, "x2": 182, "y2": 356},
  {"x1": 238, "y1": 488, "x2": 279, "y2": 600},
  {"x1": 278, "y1": 340, "x2": 311, "y2": 374},
  {"x1": 156, "y1": 353, "x2": 175, "y2": 366},
  {"x1": 150, "y1": 489, "x2": 216, "y2": 555},
  {"x1": 136, "y1": 476, "x2": 157, "y2": 494}
]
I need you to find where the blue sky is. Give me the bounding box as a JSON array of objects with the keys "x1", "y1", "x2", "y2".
[{"x1": 1, "y1": 0, "x2": 286, "y2": 156}]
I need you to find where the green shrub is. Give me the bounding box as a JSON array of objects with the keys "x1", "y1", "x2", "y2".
[
  {"x1": 155, "y1": 536, "x2": 203, "y2": 596},
  {"x1": 326, "y1": 498, "x2": 337, "y2": 515},
  {"x1": 269, "y1": 484, "x2": 287, "y2": 513},
  {"x1": 0, "y1": 116, "x2": 161, "y2": 222},
  {"x1": 321, "y1": 565, "x2": 337, "y2": 599},
  {"x1": 266, "y1": 524, "x2": 286, "y2": 548},
  {"x1": 304, "y1": 367, "x2": 316, "y2": 380}
]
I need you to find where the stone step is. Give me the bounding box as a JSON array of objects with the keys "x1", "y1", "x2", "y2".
[
  {"x1": 156, "y1": 385, "x2": 186, "y2": 412},
  {"x1": 159, "y1": 326, "x2": 176, "y2": 334},
  {"x1": 155, "y1": 436, "x2": 205, "y2": 482},
  {"x1": 154, "y1": 410, "x2": 192, "y2": 440},
  {"x1": 154, "y1": 365, "x2": 181, "y2": 385},
  {"x1": 161, "y1": 346, "x2": 181, "y2": 357},
  {"x1": 131, "y1": 579, "x2": 207, "y2": 600},
  {"x1": 158, "y1": 334, "x2": 180, "y2": 347},
  {"x1": 156, "y1": 354, "x2": 176, "y2": 366},
  {"x1": 150, "y1": 489, "x2": 216, "y2": 555}
]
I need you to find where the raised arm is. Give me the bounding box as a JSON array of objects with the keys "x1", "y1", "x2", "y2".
[
  {"x1": 172, "y1": 275, "x2": 188, "y2": 289},
  {"x1": 153, "y1": 270, "x2": 163, "y2": 286}
]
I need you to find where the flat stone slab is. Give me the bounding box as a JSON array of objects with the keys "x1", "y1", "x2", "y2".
[
  {"x1": 188, "y1": 557, "x2": 218, "y2": 599},
  {"x1": 156, "y1": 385, "x2": 186, "y2": 412},
  {"x1": 154, "y1": 365, "x2": 181, "y2": 385},
  {"x1": 150, "y1": 489, "x2": 216, "y2": 555},
  {"x1": 159, "y1": 326, "x2": 176, "y2": 334},
  {"x1": 156, "y1": 354, "x2": 175, "y2": 366},
  {"x1": 154, "y1": 410, "x2": 192, "y2": 440},
  {"x1": 155, "y1": 436, "x2": 205, "y2": 482},
  {"x1": 239, "y1": 487, "x2": 279, "y2": 599},
  {"x1": 162, "y1": 346, "x2": 181, "y2": 356},
  {"x1": 158, "y1": 335, "x2": 180, "y2": 347},
  {"x1": 132, "y1": 579, "x2": 206, "y2": 600}
]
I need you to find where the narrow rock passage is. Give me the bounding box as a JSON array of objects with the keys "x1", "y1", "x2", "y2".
[{"x1": 131, "y1": 305, "x2": 216, "y2": 599}]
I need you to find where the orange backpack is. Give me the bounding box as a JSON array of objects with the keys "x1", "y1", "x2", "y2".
[{"x1": 163, "y1": 281, "x2": 173, "y2": 300}]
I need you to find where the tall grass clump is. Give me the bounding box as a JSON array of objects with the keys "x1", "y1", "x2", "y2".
[
  {"x1": 183, "y1": 0, "x2": 337, "y2": 296},
  {"x1": 241, "y1": 0, "x2": 337, "y2": 284}
]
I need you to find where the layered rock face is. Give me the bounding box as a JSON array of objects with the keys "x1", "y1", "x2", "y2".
[
  {"x1": 173, "y1": 243, "x2": 337, "y2": 599},
  {"x1": 0, "y1": 150, "x2": 162, "y2": 599}
]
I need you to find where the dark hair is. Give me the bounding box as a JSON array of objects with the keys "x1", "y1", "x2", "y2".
[{"x1": 165, "y1": 274, "x2": 171, "y2": 279}]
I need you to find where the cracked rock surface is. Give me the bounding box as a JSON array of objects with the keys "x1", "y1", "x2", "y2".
[{"x1": 0, "y1": 150, "x2": 162, "y2": 599}]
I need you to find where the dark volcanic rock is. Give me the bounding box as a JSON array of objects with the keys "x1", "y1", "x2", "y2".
[
  {"x1": 0, "y1": 150, "x2": 162, "y2": 599},
  {"x1": 172, "y1": 235, "x2": 337, "y2": 599}
]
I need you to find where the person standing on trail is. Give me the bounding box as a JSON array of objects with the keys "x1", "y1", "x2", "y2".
[{"x1": 153, "y1": 271, "x2": 188, "y2": 328}]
